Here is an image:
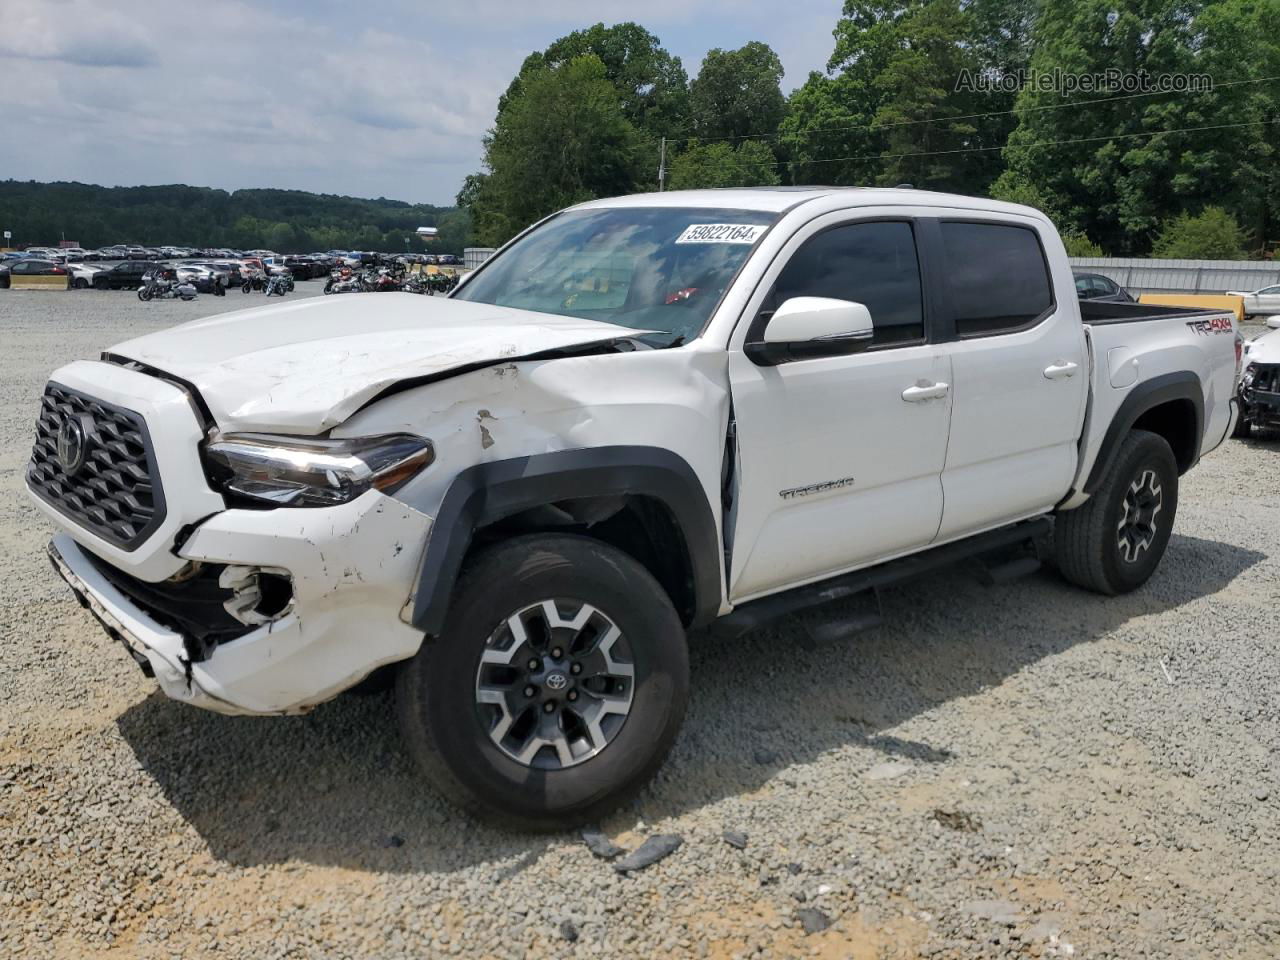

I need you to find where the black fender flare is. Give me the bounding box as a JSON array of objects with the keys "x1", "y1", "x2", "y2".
[
  {"x1": 1083, "y1": 370, "x2": 1203, "y2": 495},
  {"x1": 405, "y1": 446, "x2": 723, "y2": 637}
]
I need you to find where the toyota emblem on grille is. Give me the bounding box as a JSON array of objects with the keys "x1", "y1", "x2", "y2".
[{"x1": 56, "y1": 417, "x2": 88, "y2": 475}]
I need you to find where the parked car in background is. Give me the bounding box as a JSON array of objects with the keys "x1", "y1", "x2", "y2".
[
  {"x1": 436, "y1": 254, "x2": 461, "y2": 266},
  {"x1": 1074, "y1": 272, "x2": 1134, "y2": 302},
  {"x1": 65, "y1": 262, "x2": 105, "y2": 289},
  {"x1": 92, "y1": 260, "x2": 161, "y2": 289},
  {"x1": 1235, "y1": 317, "x2": 1280, "y2": 437},
  {"x1": 1226, "y1": 284, "x2": 1280, "y2": 318},
  {"x1": 173, "y1": 263, "x2": 223, "y2": 292},
  {"x1": 0, "y1": 258, "x2": 67, "y2": 287}
]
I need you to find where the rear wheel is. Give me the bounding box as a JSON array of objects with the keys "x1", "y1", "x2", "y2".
[
  {"x1": 396, "y1": 534, "x2": 689, "y2": 829},
  {"x1": 1054, "y1": 429, "x2": 1178, "y2": 595}
]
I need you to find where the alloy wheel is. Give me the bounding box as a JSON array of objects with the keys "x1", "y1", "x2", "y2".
[
  {"x1": 1116, "y1": 468, "x2": 1163, "y2": 563},
  {"x1": 474, "y1": 599, "x2": 634, "y2": 770}
]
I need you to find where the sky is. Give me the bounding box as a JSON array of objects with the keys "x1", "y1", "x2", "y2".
[{"x1": 1, "y1": 0, "x2": 842, "y2": 207}]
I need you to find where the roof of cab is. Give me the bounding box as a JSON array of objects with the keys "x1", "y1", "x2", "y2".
[{"x1": 574, "y1": 186, "x2": 1044, "y2": 220}]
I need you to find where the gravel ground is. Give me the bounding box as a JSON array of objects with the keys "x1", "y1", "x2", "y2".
[{"x1": 1, "y1": 288, "x2": 1277, "y2": 959}]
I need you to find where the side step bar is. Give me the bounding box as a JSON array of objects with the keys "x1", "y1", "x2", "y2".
[{"x1": 711, "y1": 516, "x2": 1053, "y2": 640}]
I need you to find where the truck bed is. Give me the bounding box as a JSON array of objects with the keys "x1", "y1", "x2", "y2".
[{"x1": 1079, "y1": 300, "x2": 1230, "y2": 325}]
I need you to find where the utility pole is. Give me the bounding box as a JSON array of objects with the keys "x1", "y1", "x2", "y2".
[{"x1": 658, "y1": 137, "x2": 667, "y2": 192}]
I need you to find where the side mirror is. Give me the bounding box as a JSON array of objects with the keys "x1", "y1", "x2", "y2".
[
  {"x1": 1267, "y1": 316, "x2": 1280, "y2": 330},
  {"x1": 746, "y1": 297, "x2": 875, "y2": 366}
]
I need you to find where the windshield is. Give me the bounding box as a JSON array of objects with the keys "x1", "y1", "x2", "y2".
[{"x1": 453, "y1": 207, "x2": 778, "y2": 344}]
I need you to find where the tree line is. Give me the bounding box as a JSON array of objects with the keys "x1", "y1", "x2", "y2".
[
  {"x1": 461, "y1": 2, "x2": 1280, "y2": 258},
  {"x1": 0, "y1": 181, "x2": 472, "y2": 253}
]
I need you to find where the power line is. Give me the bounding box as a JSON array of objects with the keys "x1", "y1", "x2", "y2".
[
  {"x1": 650, "y1": 74, "x2": 1280, "y2": 149},
  {"x1": 737, "y1": 117, "x2": 1280, "y2": 168}
]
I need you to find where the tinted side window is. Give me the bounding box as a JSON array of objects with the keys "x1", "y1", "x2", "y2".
[
  {"x1": 774, "y1": 221, "x2": 924, "y2": 347},
  {"x1": 941, "y1": 222, "x2": 1053, "y2": 336}
]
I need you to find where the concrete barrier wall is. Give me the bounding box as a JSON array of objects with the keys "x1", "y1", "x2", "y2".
[
  {"x1": 11, "y1": 275, "x2": 69, "y2": 291},
  {"x1": 1138, "y1": 293, "x2": 1245, "y2": 322}
]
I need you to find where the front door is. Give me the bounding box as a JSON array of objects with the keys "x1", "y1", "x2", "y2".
[{"x1": 727, "y1": 217, "x2": 953, "y2": 602}]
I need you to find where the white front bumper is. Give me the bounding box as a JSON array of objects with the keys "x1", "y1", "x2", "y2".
[
  {"x1": 48, "y1": 489, "x2": 432, "y2": 716},
  {"x1": 31, "y1": 360, "x2": 435, "y2": 715}
]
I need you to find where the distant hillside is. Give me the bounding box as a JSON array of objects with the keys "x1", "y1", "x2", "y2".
[{"x1": 0, "y1": 180, "x2": 471, "y2": 254}]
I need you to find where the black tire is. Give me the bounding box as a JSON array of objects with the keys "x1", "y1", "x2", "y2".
[
  {"x1": 1232, "y1": 409, "x2": 1252, "y2": 439},
  {"x1": 137, "y1": 287, "x2": 151, "y2": 301},
  {"x1": 395, "y1": 533, "x2": 689, "y2": 830},
  {"x1": 1054, "y1": 429, "x2": 1178, "y2": 595},
  {"x1": 72, "y1": 277, "x2": 89, "y2": 290},
  {"x1": 92, "y1": 277, "x2": 108, "y2": 290}
]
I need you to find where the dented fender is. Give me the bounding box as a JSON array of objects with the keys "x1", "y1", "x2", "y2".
[{"x1": 337, "y1": 344, "x2": 736, "y2": 627}]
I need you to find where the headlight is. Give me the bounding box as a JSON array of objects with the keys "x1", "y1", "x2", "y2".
[
  {"x1": 205, "y1": 433, "x2": 433, "y2": 507},
  {"x1": 1242, "y1": 363, "x2": 1257, "y2": 388}
]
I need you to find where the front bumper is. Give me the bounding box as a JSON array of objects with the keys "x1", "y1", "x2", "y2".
[
  {"x1": 1240, "y1": 388, "x2": 1280, "y2": 426},
  {"x1": 47, "y1": 489, "x2": 433, "y2": 716}
]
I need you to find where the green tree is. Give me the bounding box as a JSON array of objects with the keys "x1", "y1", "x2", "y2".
[
  {"x1": 498, "y1": 22, "x2": 688, "y2": 138},
  {"x1": 780, "y1": 0, "x2": 1009, "y2": 193},
  {"x1": 667, "y1": 141, "x2": 782, "y2": 189},
  {"x1": 469, "y1": 56, "x2": 644, "y2": 246},
  {"x1": 690, "y1": 42, "x2": 786, "y2": 140},
  {"x1": 0, "y1": 180, "x2": 467, "y2": 253},
  {"x1": 999, "y1": 0, "x2": 1279, "y2": 254},
  {"x1": 1061, "y1": 232, "x2": 1104, "y2": 257},
  {"x1": 1151, "y1": 207, "x2": 1247, "y2": 259}
]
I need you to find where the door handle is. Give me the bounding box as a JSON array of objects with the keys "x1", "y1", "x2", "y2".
[
  {"x1": 901, "y1": 381, "x2": 950, "y2": 402},
  {"x1": 1043, "y1": 361, "x2": 1079, "y2": 380}
]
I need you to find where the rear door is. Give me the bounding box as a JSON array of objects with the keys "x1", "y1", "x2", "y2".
[
  {"x1": 726, "y1": 214, "x2": 952, "y2": 601},
  {"x1": 933, "y1": 219, "x2": 1088, "y2": 540}
]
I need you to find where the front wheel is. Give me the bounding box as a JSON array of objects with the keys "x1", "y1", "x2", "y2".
[
  {"x1": 137, "y1": 287, "x2": 151, "y2": 301},
  {"x1": 72, "y1": 277, "x2": 89, "y2": 290},
  {"x1": 396, "y1": 534, "x2": 689, "y2": 830},
  {"x1": 1054, "y1": 429, "x2": 1178, "y2": 595}
]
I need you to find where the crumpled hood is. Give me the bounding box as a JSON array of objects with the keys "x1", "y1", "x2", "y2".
[
  {"x1": 109, "y1": 293, "x2": 639, "y2": 433},
  {"x1": 1245, "y1": 327, "x2": 1280, "y2": 365}
]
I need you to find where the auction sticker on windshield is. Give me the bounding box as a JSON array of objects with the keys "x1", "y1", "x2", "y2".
[{"x1": 675, "y1": 224, "x2": 769, "y2": 244}]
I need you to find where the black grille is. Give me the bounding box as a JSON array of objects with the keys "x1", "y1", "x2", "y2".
[
  {"x1": 1249, "y1": 362, "x2": 1279, "y2": 395},
  {"x1": 27, "y1": 382, "x2": 166, "y2": 550}
]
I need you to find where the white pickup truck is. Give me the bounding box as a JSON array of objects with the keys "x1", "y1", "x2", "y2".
[{"x1": 28, "y1": 188, "x2": 1241, "y2": 827}]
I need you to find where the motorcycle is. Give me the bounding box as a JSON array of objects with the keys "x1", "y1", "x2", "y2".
[
  {"x1": 369, "y1": 268, "x2": 401, "y2": 293},
  {"x1": 324, "y1": 269, "x2": 363, "y2": 294},
  {"x1": 425, "y1": 270, "x2": 459, "y2": 295},
  {"x1": 264, "y1": 272, "x2": 294, "y2": 296},
  {"x1": 241, "y1": 272, "x2": 266, "y2": 293},
  {"x1": 137, "y1": 275, "x2": 198, "y2": 301}
]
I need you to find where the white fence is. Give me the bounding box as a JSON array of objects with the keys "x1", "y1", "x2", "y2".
[
  {"x1": 464, "y1": 247, "x2": 496, "y2": 271},
  {"x1": 1069, "y1": 257, "x2": 1280, "y2": 294}
]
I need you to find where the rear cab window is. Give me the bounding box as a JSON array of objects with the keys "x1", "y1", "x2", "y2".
[{"x1": 940, "y1": 222, "x2": 1054, "y2": 336}]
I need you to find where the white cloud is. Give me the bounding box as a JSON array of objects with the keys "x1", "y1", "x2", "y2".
[{"x1": 0, "y1": 0, "x2": 837, "y2": 204}]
